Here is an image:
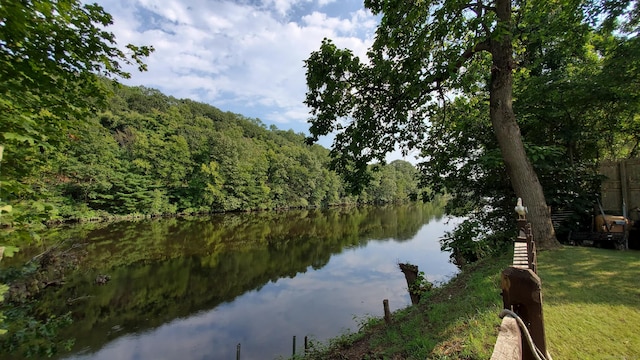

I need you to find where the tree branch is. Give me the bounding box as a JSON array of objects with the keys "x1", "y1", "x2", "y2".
[{"x1": 434, "y1": 39, "x2": 491, "y2": 84}]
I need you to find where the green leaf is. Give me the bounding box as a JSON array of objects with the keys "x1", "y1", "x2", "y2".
[
  {"x1": 0, "y1": 246, "x2": 20, "y2": 258},
  {"x1": 0, "y1": 246, "x2": 19, "y2": 258},
  {"x1": 1, "y1": 132, "x2": 35, "y2": 145}
]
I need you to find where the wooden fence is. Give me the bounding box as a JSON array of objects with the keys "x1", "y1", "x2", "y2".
[
  {"x1": 600, "y1": 158, "x2": 640, "y2": 220},
  {"x1": 490, "y1": 215, "x2": 549, "y2": 360}
]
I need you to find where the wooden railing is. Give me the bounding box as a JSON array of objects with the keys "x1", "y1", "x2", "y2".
[{"x1": 491, "y1": 210, "x2": 548, "y2": 360}]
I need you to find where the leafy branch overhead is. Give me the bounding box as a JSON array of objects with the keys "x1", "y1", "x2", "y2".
[
  {"x1": 304, "y1": 0, "x2": 638, "y2": 250},
  {"x1": 0, "y1": 0, "x2": 154, "y2": 151},
  {"x1": 304, "y1": 1, "x2": 497, "y2": 165}
]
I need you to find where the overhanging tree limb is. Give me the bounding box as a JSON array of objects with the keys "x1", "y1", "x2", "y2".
[{"x1": 304, "y1": 0, "x2": 564, "y2": 249}]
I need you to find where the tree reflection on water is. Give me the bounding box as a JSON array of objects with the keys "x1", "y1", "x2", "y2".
[{"x1": 13, "y1": 203, "x2": 458, "y2": 359}]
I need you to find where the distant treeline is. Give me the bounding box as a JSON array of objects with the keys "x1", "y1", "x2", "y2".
[{"x1": 21, "y1": 84, "x2": 424, "y2": 222}]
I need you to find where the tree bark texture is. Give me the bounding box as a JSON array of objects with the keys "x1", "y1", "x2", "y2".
[{"x1": 490, "y1": 0, "x2": 560, "y2": 249}]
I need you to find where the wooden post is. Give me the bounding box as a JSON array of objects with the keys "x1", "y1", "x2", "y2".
[
  {"x1": 620, "y1": 160, "x2": 630, "y2": 250},
  {"x1": 526, "y1": 223, "x2": 537, "y2": 273},
  {"x1": 383, "y1": 299, "x2": 391, "y2": 324},
  {"x1": 399, "y1": 263, "x2": 421, "y2": 304},
  {"x1": 304, "y1": 336, "x2": 308, "y2": 353},
  {"x1": 501, "y1": 267, "x2": 547, "y2": 360},
  {"x1": 620, "y1": 160, "x2": 629, "y2": 217},
  {"x1": 292, "y1": 335, "x2": 296, "y2": 356},
  {"x1": 236, "y1": 343, "x2": 241, "y2": 360},
  {"x1": 517, "y1": 218, "x2": 528, "y2": 238}
]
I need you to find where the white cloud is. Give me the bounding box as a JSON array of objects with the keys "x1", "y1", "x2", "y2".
[
  {"x1": 317, "y1": 0, "x2": 337, "y2": 6},
  {"x1": 302, "y1": 11, "x2": 354, "y2": 32},
  {"x1": 263, "y1": 0, "x2": 309, "y2": 15},
  {"x1": 93, "y1": 0, "x2": 379, "y2": 130},
  {"x1": 137, "y1": 0, "x2": 195, "y2": 24}
]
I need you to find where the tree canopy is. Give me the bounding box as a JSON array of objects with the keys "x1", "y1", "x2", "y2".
[
  {"x1": 304, "y1": 0, "x2": 639, "y2": 252},
  {"x1": 0, "y1": 0, "x2": 155, "y2": 344},
  {"x1": 0, "y1": 80, "x2": 426, "y2": 231},
  {"x1": 0, "y1": 0, "x2": 153, "y2": 197}
]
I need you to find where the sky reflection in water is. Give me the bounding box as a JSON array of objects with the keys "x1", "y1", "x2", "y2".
[{"x1": 66, "y1": 216, "x2": 461, "y2": 360}]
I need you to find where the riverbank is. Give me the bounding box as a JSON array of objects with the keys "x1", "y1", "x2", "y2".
[{"x1": 304, "y1": 246, "x2": 640, "y2": 359}]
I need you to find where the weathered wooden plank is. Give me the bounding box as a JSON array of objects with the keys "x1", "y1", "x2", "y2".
[
  {"x1": 600, "y1": 160, "x2": 622, "y2": 212},
  {"x1": 514, "y1": 242, "x2": 527, "y2": 249},
  {"x1": 490, "y1": 317, "x2": 522, "y2": 360},
  {"x1": 600, "y1": 158, "x2": 640, "y2": 216},
  {"x1": 620, "y1": 160, "x2": 629, "y2": 217},
  {"x1": 513, "y1": 242, "x2": 530, "y2": 270},
  {"x1": 501, "y1": 267, "x2": 546, "y2": 360},
  {"x1": 550, "y1": 209, "x2": 574, "y2": 230}
]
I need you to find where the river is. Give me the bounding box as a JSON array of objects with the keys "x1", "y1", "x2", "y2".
[{"x1": 5, "y1": 203, "x2": 461, "y2": 359}]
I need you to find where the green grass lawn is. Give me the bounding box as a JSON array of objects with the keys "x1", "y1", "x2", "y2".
[
  {"x1": 307, "y1": 246, "x2": 640, "y2": 360},
  {"x1": 539, "y1": 247, "x2": 640, "y2": 359}
]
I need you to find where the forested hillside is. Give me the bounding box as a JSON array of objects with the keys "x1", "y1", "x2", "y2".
[{"x1": 3, "y1": 83, "x2": 423, "y2": 226}]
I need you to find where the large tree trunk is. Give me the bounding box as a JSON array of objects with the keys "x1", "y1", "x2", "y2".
[{"x1": 490, "y1": 0, "x2": 561, "y2": 250}]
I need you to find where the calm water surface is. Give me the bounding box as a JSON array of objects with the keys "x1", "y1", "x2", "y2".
[{"x1": 18, "y1": 204, "x2": 461, "y2": 360}]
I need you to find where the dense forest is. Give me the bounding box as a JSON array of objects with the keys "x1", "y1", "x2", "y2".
[{"x1": 1, "y1": 82, "x2": 424, "y2": 234}]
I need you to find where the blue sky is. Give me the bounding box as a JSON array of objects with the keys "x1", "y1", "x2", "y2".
[{"x1": 94, "y1": 0, "x2": 379, "y2": 136}]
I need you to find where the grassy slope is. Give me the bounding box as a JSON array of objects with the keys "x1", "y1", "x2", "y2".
[{"x1": 306, "y1": 246, "x2": 640, "y2": 359}]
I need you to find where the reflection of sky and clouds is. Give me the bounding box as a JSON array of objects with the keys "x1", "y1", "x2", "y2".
[{"x1": 64, "y1": 214, "x2": 462, "y2": 360}]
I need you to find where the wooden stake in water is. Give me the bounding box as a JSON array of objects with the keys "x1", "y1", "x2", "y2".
[
  {"x1": 236, "y1": 343, "x2": 241, "y2": 360},
  {"x1": 292, "y1": 335, "x2": 296, "y2": 356},
  {"x1": 383, "y1": 299, "x2": 391, "y2": 324}
]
